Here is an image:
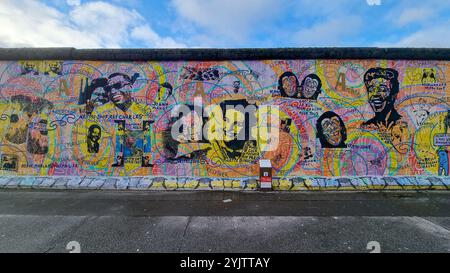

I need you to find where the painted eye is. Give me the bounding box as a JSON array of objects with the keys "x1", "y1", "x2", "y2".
[
  {"x1": 379, "y1": 85, "x2": 391, "y2": 93},
  {"x1": 331, "y1": 117, "x2": 340, "y2": 123},
  {"x1": 10, "y1": 114, "x2": 19, "y2": 123}
]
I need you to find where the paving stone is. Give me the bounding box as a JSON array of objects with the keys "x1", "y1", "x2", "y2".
[
  {"x1": 369, "y1": 177, "x2": 386, "y2": 190},
  {"x1": 211, "y1": 179, "x2": 224, "y2": 190},
  {"x1": 150, "y1": 177, "x2": 166, "y2": 190},
  {"x1": 0, "y1": 177, "x2": 10, "y2": 188},
  {"x1": 337, "y1": 178, "x2": 355, "y2": 190},
  {"x1": 52, "y1": 177, "x2": 72, "y2": 189},
  {"x1": 115, "y1": 179, "x2": 129, "y2": 190},
  {"x1": 5, "y1": 177, "x2": 24, "y2": 188},
  {"x1": 18, "y1": 177, "x2": 36, "y2": 188},
  {"x1": 134, "y1": 177, "x2": 153, "y2": 190},
  {"x1": 163, "y1": 177, "x2": 178, "y2": 190},
  {"x1": 67, "y1": 177, "x2": 84, "y2": 189},
  {"x1": 197, "y1": 178, "x2": 212, "y2": 190},
  {"x1": 244, "y1": 178, "x2": 257, "y2": 190},
  {"x1": 291, "y1": 178, "x2": 308, "y2": 190},
  {"x1": 31, "y1": 177, "x2": 47, "y2": 188},
  {"x1": 181, "y1": 178, "x2": 196, "y2": 189},
  {"x1": 81, "y1": 178, "x2": 103, "y2": 189},
  {"x1": 101, "y1": 178, "x2": 119, "y2": 190},
  {"x1": 127, "y1": 177, "x2": 142, "y2": 189},
  {"x1": 37, "y1": 178, "x2": 57, "y2": 188}
]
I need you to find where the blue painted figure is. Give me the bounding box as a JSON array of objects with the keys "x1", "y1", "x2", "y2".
[{"x1": 437, "y1": 149, "x2": 449, "y2": 176}]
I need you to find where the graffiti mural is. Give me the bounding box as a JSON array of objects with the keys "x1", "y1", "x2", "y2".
[{"x1": 0, "y1": 59, "x2": 448, "y2": 182}]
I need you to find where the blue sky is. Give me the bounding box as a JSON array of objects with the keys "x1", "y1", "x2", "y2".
[{"x1": 0, "y1": 0, "x2": 449, "y2": 48}]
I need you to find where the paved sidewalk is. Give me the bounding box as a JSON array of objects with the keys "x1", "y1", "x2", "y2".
[{"x1": 0, "y1": 190, "x2": 449, "y2": 253}]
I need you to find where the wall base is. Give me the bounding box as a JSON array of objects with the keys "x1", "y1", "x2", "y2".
[{"x1": 0, "y1": 176, "x2": 449, "y2": 191}]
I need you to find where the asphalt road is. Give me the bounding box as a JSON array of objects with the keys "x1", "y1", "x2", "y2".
[{"x1": 0, "y1": 189, "x2": 449, "y2": 253}]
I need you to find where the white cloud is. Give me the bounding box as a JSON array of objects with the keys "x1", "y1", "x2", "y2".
[
  {"x1": 69, "y1": 1, "x2": 144, "y2": 48},
  {"x1": 293, "y1": 0, "x2": 353, "y2": 16},
  {"x1": 294, "y1": 16, "x2": 363, "y2": 46},
  {"x1": 170, "y1": 0, "x2": 284, "y2": 42},
  {"x1": 366, "y1": 0, "x2": 381, "y2": 6},
  {"x1": 131, "y1": 25, "x2": 186, "y2": 48},
  {"x1": 378, "y1": 23, "x2": 450, "y2": 48},
  {"x1": 395, "y1": 7, "x2": 434, "y2": 26},
  {"x1": 0, "y1": 0, "x2": 183, "y2": 48},
  {"x1": 66, "y1": 0, "x2": 81, "y2": 6},
  {"x1": 0, "y1": 0, "x2": 98, "y2": 47},
  {"x1": 377, "y1": 1, "x2": 450, "y2": 47}
]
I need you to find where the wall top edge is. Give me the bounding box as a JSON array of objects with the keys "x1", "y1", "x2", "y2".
[{"x1": 0, "y1": 47, "x2": 449, "y2": 61}]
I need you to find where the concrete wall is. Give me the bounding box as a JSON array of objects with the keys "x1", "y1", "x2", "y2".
[{"x1": 0, "y1": 48, "x2": 449, "y2": 190}]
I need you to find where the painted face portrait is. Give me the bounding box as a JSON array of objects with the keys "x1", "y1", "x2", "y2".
[
  {"x1": 367, "y1": 78, "x2": 393, "y2": 113},
  {"x1": 362, "y1": 68, "x2": 401, "y2": 130},
  {"x1": 422, "y1": 68, "x2": 436, "y2": 84},
  {"x1": 21, "y1": 62, "x2": 38, "y2": 75},
  {"x1": 157, "y1": 82, "x2": 173, "y2": 102},
  {"x1": 83, "y1": 78, "x2": 109, "y2": 110},
  {"x1": 143, "y1": 122, "x2": 150, "y2": 132},
  {"x1": 106, "y1": 74, "x2": 132, "y2": 107},
  {"x1": 123, "y1": 129, "x2": 144, "y2": 159},
  {"x1": 5, "y1": 95, "x2": 53, "y2": 146},
  {"x1": 27, "y1": 119, "x2": 49, "y2": 154},
  {"x1": 233, "y1": 81, "x2": 240, "y2": 93},
  {"x1": 321, "y1": 117, "x2": 342, "y2": 146},
  {"x1": 25, "y1": 63, "x2": 36, "y2": 71},
  {"x1": 224, "y1": 109, "x2": 245, "y2": 142},
  {"x1": 91, "y1": 128, "x2": 101, "y2": 141},
  {"x1": 112, "y1": 154, "x2": 124, "y2": 167},
  {"x1": 414, "y1": 109, "x2": 429, "y2": 127},
  {"x1": 125, "y1": 135, "x2": 136, "y2": 148},
  {"x1": 317, "y1": 111, "x2": 347, "y2": 148},
  {"x1": 215, "y1": 99, "x2": 257, "y2": 160},
  {"x1": 282, "y1": 76, "x2": 297, "y2": 97},
  {"x1": 117, "y1": 122, "x2": 125, "y2": 132},
  {"x1": 45, "y1": 62, "x2": 62, "y2": 75},
  {"x1": 302, "y1": 77, "x2": 319, "y2": 99},
  {"x1": 299, "y1": 74, "x2": 322, "y2": 100},
  {"x1": 278, "y1": 72, "x2": 299, "y2": 98},
  {"x1": 1, "y1": 154, "x2": 18, "y2": 171},
  {"x1": 142, "y1": 155, "x2": 152, "y2": 167},
  {"x1": 87, "y1": 125, "x2": 101, "y2": 153},
  {"x1": 364, "y1": 68, "x2": 399, "y2": 114},
  {"x1": 91, "y1": 86, "x2": 109, "y2": 106},
  {"x1": 6, "y1": 110, "x2": 29, "y2": 144},
  {"x1": 49, "y1": 63, "x2": 60, "y2": 73}
]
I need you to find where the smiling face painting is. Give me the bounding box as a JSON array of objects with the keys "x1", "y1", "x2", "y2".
[
  {"x1": 367, "y1": 77, "x2": 392, "y2": 113},
  {"x1": 362, "y1": 67, "x2": 401, "y2": 130},
  {"x1": 300, "y1": 73, "x2": 322, "y2": 100},
  {"x1": 106, "y1": 74, "x2": 133, "y2": 109}
]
